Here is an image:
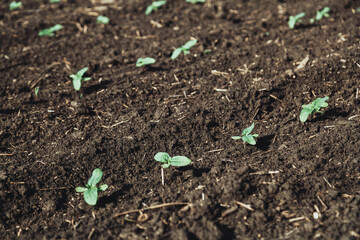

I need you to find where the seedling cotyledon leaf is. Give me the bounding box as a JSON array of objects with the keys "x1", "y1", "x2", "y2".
[
  {"x1": 288, "y1": 12, "x2": 306, "y2": 29},
  {"x1": 136, "y1": 57, "x2": 156, "y2": 67},
  {"x1": 186, "y1": 0, "x2": 206, "y2": 3},
  {"x1": 34, "y1": 87, "x2": 40, "y2": 97},
  {"x1": 154, "y1": 152, "x2": 192, "y2": 169},
  {"x1": 145, "y1": 1, "x2": 166, "y2": 15},
  {"x1": 310, "y1": 7, "x2": 330, "y2": 23},
  {"x1": 38, "y1": 24, "x2": 63, "y2": 36},
  {"x1": 171, "y1": 39, "x2": 198, "y2": 60},
  {"x1": 76, "y1": 168, "x2": 108, "y2": 206},
  {"x1": 69, "y1": 67, "x2": 91, "y2": 91},
  {"x1": 300, "y1": 96, "x2": 329, "y2": 122},
  {"x1": 232, "y1": 122, "x2": 259, "y2": 145},
  {"x1": 9, "y1": 1, "x2": 22, "y2": 11},
  {"x1": 97, "y1": 15, "x2": 110, "y2": 24}
]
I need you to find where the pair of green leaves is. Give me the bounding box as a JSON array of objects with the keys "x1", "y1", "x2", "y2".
[
  {"x1": 186, "y1": 0, "x2": 205, "y2": 3},
  {"x1": 38, "y1": 24, "x2": 63, "y2": 36},
  {"x1": 154, "y1": 152, "x2": 192, "y2": 168},
  {"x1": 9, "y1": 1, "x2": 22, "y2": 11},
  {"x1": 288, "y1": 12, "x2": 306, "y2": 29},
  {"x1": 138, "y1": 39, "x2": 198, "y2": 64},
  {"x1": 69, "y1": 67, "x2": 91, "y2": 91},
  {"x1": 145, "y1": 1, "x2": 166, "y2": 15},
  {"x1": 310, "y1": 7, "x2": 330, "y2": 23},
  {"x1": 136, "y1": 57, "x2": 156, "y2": 67},
  {"x1": 76, "y1": 169, "x2": 108, "y2": 206},
  {"x1": 300, "y1": 96, "x2": 329, "y2": 122},
  {"x1": 97, "y1": 15, "x2": 110, "y2": 24},
  {"x1": 34, "y1": 87, "x2": 40, "y2": 97},
  {"x1": 171, "y1": 39, "x2": 198, "y2": 60},
  {"x1": 232, "y1": 122, "x2": 259, "y2": 145}
]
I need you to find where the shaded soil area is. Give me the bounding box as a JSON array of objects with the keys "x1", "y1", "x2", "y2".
[{"x1": 1, "y1": 0, "x2": 360, "y2": 239}]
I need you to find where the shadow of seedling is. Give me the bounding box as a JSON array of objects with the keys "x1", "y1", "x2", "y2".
[
  {"x1": 26, "y1": 99, "x2": 49, "y2": 105},
  {"x1": 97, "y1": 184, "x2": 132, "y2": 207},
  {"x1": 78, "y1": 106, "x2": 97, "y2": 116},
  {"x1": 295, "y1": 23, "x2": 316, "y2": 30},
  {"x1": 145, "y1": 66, "x2": 166, "y2": 72},
  {"x1": 192, "y1": 168, "x2": 210, "y2": 177},
  {"x1": 170, "y1": 166, "x2": 209, "y2": 178},
  {"x1": 310, "y1": 107, "x2": 350, "y2": 122},
  {"x1": 256, "y1": 134, "x2": 275, "y2": 151},
  {"x1": 0, "y1": 108, "x2": 19, "y2": 114},
  {"x1": 83, "y1": 80, "x2": 111, "y2": 95}
]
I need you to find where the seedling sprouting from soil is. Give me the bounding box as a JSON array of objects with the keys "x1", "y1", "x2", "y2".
[
  {"x1": 76, "y1": 168, "x2": 108, "y2": 206},
  {"x1": 186, "y1": 0, "x2": 205, "y2": 3},
  {"x1": 288, "y1": 12, "x2": 306, "y2": 29},
  {"x1": 300, "y1": 96, "x2": 329, "y2": 122},
  {"x1": 154, "y1": 152, "x2": 192, "y2": 185},
  {"x1": 97, "y1": 15, "x2": 109, "y2": 24},
  {"x1": 310, "y1": 7, "x2": 330, "y2": 23},
  {"x1": 155, "y1": 152, "x2": 192, "y2": 168},
  {"x1": 34, "y1": 87, "x2": 39, "y2": 97},
  {"x1": 136, "y1": 57, "x2": 156, "y2": 67},
  {"x1": 69, "y1": 67, "x2": 91, "y2": 91},
  {"x1": 171, "y1": 39, "x2": 198, "y2": 60},
  {"x1": 145, "y1": 1, "x2": 166, "y2": 15},
  {"x1": 38, "y1": 24, "x2": 63, "y2": 36},
  {"x1": 9, "y1": 1, "x2": 22, "y2": 11},
  {"x1": 50, "y1": 0, "x2": 61, "y2": 3},
  {"x1": 232, "y1": 122, "x2": 259, "y2": 145}
]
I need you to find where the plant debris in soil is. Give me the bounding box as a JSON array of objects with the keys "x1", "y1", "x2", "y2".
[{"x1": 1, "y1": 0, "x2": 360, "y2": 239}]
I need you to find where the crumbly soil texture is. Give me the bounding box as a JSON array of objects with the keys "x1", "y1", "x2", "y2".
[{"x1": 1, "y1": 0, "x2": 360, "y2": 239}]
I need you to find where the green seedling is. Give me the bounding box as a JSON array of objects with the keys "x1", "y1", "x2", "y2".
[
  {"x1": 96, "y1": 15, "x2": 109, "y2": 24},
  {"x1": 34, "y1": 87, "x2": 40, "y2": 97},
  {"x1": 145, "y1": 1, "x2": 166, "y2": 15},
  {"x1": 316, "y1": 7, "x2": 330, "y2": 20},
  {"x1": 203, "y1": 49, "x2": 212, "y2": 54},
  {"x1": 69, "y1": 67, "x2": 91, "y2": 91},
  {"x1": 186, "y1": 0, "x2": 205, "y2": 3},
  {"x1": 38, "y1": 24, "x2": 63, "y2": 36},
  {"x1": 50, "y1": 0, "x2": 61, "y2": 3},
  {"x1": 9, "y1": 1, "x2": 22, "y2": 11},
  {"x1": 288, "y1": 12, "x2": 306, "y2": 29},
  {"x1": 76, "y1": 168, "x2": 108, "y2": 206},
  {"x1": 154, "y1": 152, "x2": 192, "y2": 168},
  {"x1": 171, "y1": 39, "x2": 198, "y2": 60},
  {"x1": 310, "y1": 7, "x2": 330, "y2": 23},
  {"x1": 232, "y1": 122, "x2": 259, "y2": 145},
  {"x1": 300, "y1": 96, "x2": 329, "y2": 122},
  {"x1": 154, "y1": 152, "x2": 192, "y2": 185},
  {"x1": 136, "y1": 57, "x2": 156, "y2": 67}
]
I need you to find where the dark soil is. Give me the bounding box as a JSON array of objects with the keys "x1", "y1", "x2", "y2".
[{"x1": 1, "y1": 0, "x2": 360, "y2": 239}]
